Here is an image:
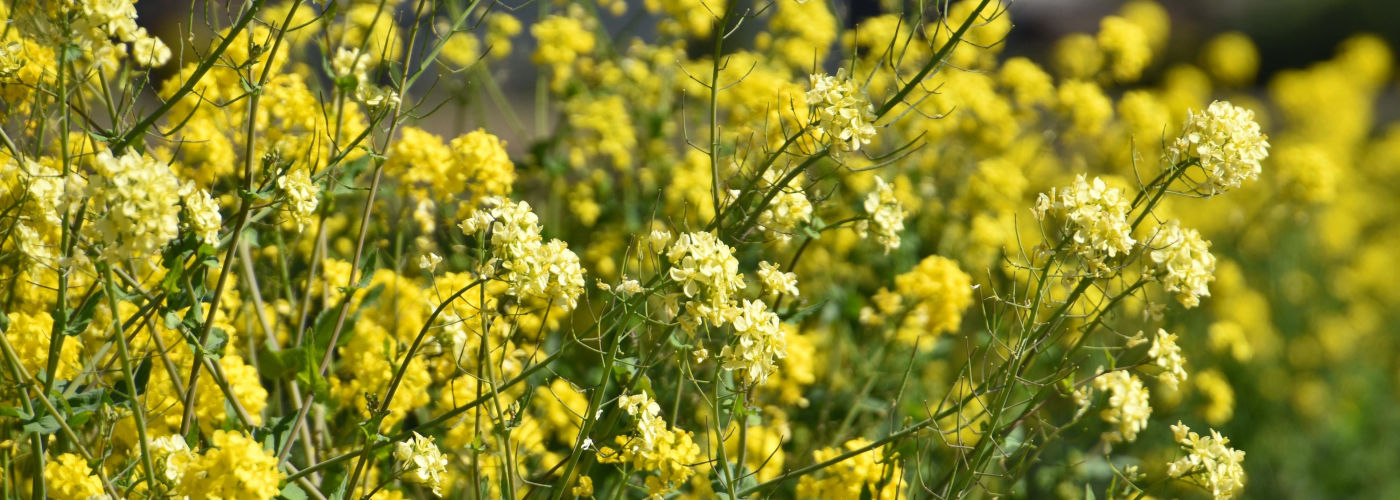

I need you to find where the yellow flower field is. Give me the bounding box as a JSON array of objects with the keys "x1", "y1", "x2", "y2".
[{"x1": 0, "y1": 0, "x2": 1396, "y2": 498}]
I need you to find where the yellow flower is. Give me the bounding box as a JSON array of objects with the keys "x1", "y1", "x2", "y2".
[
  {"x1": 45, "y1": 453, "x2": 109, "y2": 500},
  {"x1": 179, "y1": 430, "x2": 284, "y2": 500}
]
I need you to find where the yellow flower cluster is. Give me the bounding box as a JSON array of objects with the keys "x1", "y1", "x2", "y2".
[
  {"x1": 1091, "y1": 369, "x2": 1152, "y2": 443},
  {"x1": 532, "y1": 13, "x2": 595, "y2": 91},
  {"x1": 1035, "y1": 175, "x2": 1136, "y2": 274},
  {"x1": 858, "y1": 177, "x2": 906, "y2": 254},
  {"x1": 460, "y1": 197, "x2": 586, "y2": 309},
  {"x1": 601, "y1": 393, "x2": 704, "y2": 498},
  {"x1": 177, "y1": 430, "x2": 285, "y2": 499},
  {"x1": 1168, "y1": 100, "x2": 1270, "y2": 193},
  {"x1": 1168, "y1": 421, "x2": 1247, "y2": 499},
  {"x1": 1148, "y1": 328, "x2": 1189, "y2": 390},
  {"x1": 865, "y1": 255, "x2": 974, "y2": 350},
  {"x1": 277, "y1": 167, "x2": 319, "y2": 229},
  {"x1": 181, "y1": 185, "x2": 222, "y2": 246},
  {"x1": 87, "y1": 150, "x2": 182, "y2": 260},
  {"x1": 1148, "y1": 220, "x2": 1216, "y2": 308},
  {"x1": 807, "y1": 69, "x2": 878, "y2": 154},
  {"x1": 721, "y1": 299, "x2": 788, "y2": 385},
  {"x1": 757, "y1": 261, "x2": 799, "y2": 297},
  {"x1": 44, "y1": 453, "x2": 109, "y2": 500},
  {"x1": 794, "y1": 438, "x2": 905, "y2": 500},
  {"x1": 395, "y1": 432, "x2": 450, "y2": 497},
  {"x1": 756, "y1": 169, "x2": 813, "y2": 242},
  {"x1": 667, "y1": 231, "x2": 745, "y2": 329}
]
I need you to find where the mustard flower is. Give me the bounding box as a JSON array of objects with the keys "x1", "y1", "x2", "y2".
[
  {"x1": 1149, "y1": 220, "x2": 1216, "y2": 308},
  {"x1": 757, "y1": 169, "x2": 813, "y2": 242},
  {"x1": 88, "y1": 150, "x2": 182, "y2": 260},
  {"x1": 277, "y1": 167, "x2": 320, "y2": 229},
  {"x1": 602, "y1": 392, "x2": 703, "y2": 498},
  {"x1": 1035, "y1": 175, "x2": 1135, "y2": 274},
  {"x1": 858, "y1": 177, "x2": 905, "y2": 254},
  {"x1": 1091, "y1": 369, "x2": 1152, "y2": 443},
  {"x1": 721, "y1": 299, "x2": 788, "y2": 385},
  {"x1": 1148, "y1": 328, "x2": 1188, "y2": 390},
  {"x1": 1167, "y1": 100, "x2": 1270, "y2": 193},
  {"x1": 395, "y1": 432, "x2": 450, "y2": 496},
  {"x1": 666, "y1": 231, "x2": 745, "y2": 328},
  {"x1": 181, "y1": 184, "x2": 222, "y2": 246},
  {"x1": 1097, "y1": 16, "x2": 1152, "y2": 82},
  {"x1": 179, "y1": 430, "x2": 284, "y2": 499},
  {"x1": 460, "y1": 197, "x2": 587, "y2": 309},
  {"x1": 1169, "y1": 422, "x2": 1247, "y2": 499},
  {"x1": 757, "y1": 261, "x2": 799, "y2": 297},
  {"x1": 807, "y1": 68, "x2": 878, "y2": 154},
  {"x1": 44, "y1": 453, "x2": 109, "y2": 500}
]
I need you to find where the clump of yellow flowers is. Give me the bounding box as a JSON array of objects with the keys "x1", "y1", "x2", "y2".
[{"x1": 3, "y1": 0, "x2": 1394, "y2": 498}]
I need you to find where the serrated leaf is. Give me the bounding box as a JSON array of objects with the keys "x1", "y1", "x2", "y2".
[{"x1": 23, "y1": 414, "x2": 60, "y2": 435}]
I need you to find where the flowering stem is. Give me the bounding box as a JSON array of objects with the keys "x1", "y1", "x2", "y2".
[
  {"x1": 102, "y1": 265, "x2": 160, "y2": 494},
  {"x1": 707, "y1": 1, "x2": 735, "y2": 233},
  {"x1": 737, "y1": 416, "x2": 936, "y2": 497},
  {"x1": 549, "y1": 318, "x2": 625, "y2": 500},
  {"x1": 179, "y1": 0, "x2": 301, "y2": 436},
  {"x1": 109, "y1": 0, "x2": 267, "y2": 152},
  {"x1": 872, "y1": 0, "x2": 994, "y2": 120}
]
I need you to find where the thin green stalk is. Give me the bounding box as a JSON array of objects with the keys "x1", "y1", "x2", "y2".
[
  {"x1": 102, "y1": 265, "x2": 159, "y2": 493},
  {"x1": 110, "y1": 0, "x2": 268, "y2": 152}
]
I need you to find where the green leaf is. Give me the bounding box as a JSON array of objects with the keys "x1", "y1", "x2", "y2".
[
  {"x1": 63, "y1": 289, "x2": 104, "y2": 337},
  {"x1": 278, "y1": 483, "x2": 309, "y2": 500},
  {"x1": 356, "y1": 250, "x2": 378, "y2": 290},
  {"x1": 256, "y1": 346, "x2": 304, "y2": 381},
  {"x1": 258, "y1": 415, "x2": 298, "y2": 458},
  {"x1": 22, "y1": 414, "x2": 60, "y2": 435},
  {"x1": 0, "y1": 405, "x2": 31, "y2": 419},
  {"x1": 61, "y1": 44, "x2": 82, "y2": 63},
  {"x1": 205, "y1": 327, "x2": 229, "y2": 359}
]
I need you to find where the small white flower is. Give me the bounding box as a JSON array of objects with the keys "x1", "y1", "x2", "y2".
[{"x1": 418, "y1": 252, "x2": 442, "y2": 272}]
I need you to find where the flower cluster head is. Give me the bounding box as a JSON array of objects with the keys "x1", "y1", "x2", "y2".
[
  {"x1": 333, "y1": 46, "x2": 399, "y2": 110},
  {"x1": 181, "y1": 184, "x2": 222, "y2": 246},
  {"x1": 617, "y1": 392, "x2": 666, "y2": 451},
  {"x1": 87, "y1": 150, "x2": 183, "y2": 260},
  {"x1": 395, "y1": 432, "x2": 450, "y2": 496},
  {"x1": 857, "y1": 177, "x2": 906, "y2": 254},
  {"x1": 180, "y1": 430, "x2": 284, "y2": 500},
  {"x1": 666, "y1": 231, "x2": 745, "y2": 328},
  {"x1": 795, "y1": 438, "x2": 906, "y2": 500},
  {"x1": 1148, "y1": 328, "x2": 1188, "y2": 390},
  {"x1": 1168, "y1": 100, "x2": 1270, "y2": 193},
  {"x1": 1169, "y1": 422, "x2": 1247, "y2": 499},
  {"x1": 460, "y1": 197, "x2": 586, "y2": 310},
  {"x1": 756, "y1": 168, "x2": 813, "y2": 242},
  {"x1": 44, "y1": 453, "x2": 110, "y2": 500},
  {"x1": 145, "y1": 434, "x2": 196, "y2": 489},
  {"x1": 807, "y1": 68, "x2": 877, "y2": 153},
  {"x1": 62, "y1": 0, "x2": 172, "y2": 67},
  {"x1": 1035, "y1": 175, "x2": 1135, "y2": 274},
  {"x1": 757, "y1": 261, "x2": 799, "y2": 297},
  {"x1": 721, "y1": 299, "x2": 788, "y2": 385},
  {"x1": 866, "y1": 255, "x2": 974, "y2": 349},
  {"x1": 277, "y1": 167, "x2": 320, "y2": 229},
  {"x1": 1091, "y1": 368, "x2": 1152, "y2": 443},
  {"x1": 602, "y1": 393, "x2": 703, "y2": 498},
  {"x1": 1149, "y1": 220, "x2": 1216, "y2": 308}
]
